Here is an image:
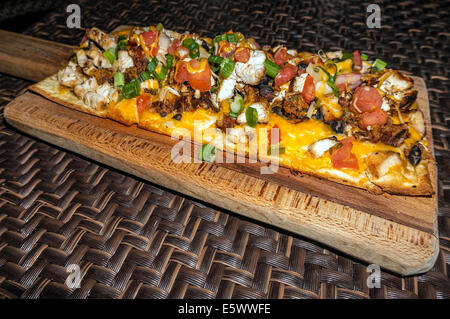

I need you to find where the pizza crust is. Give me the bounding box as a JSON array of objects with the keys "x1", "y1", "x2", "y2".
[
  {"x1": 30, "y1": 75, "x2": 107, "y2": 118},
  {"x1": 29, "y1": 73, "x2": 435, "y2": 197}
]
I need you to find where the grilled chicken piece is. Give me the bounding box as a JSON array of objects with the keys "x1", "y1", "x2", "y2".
[
  {"x1": 292, "y1": 73, "x2": 308, "y2": 94},
  {"x1": 217, "y1": 75, "x2": 237, "y2": 102},
  {"x1": 74, "y1": 77, "x2": 117, "y2": 110},
  {"x1": 86, "y1": 27, "x2": 116, "y2": 51},
  {"x1": 86, "y1": 45, "x2": 112, "y2": 69},
  {"x1": 378, "y1": 70, "x2": 417, "y2": 111},
  {"x1": 404, "y1": 110, "x2": 425, "y2": 137},
  {"x1": 307, "y1": 137, "x2": 338, "y2": 158},
  {"x1": 74, "y1": 77, "x2": 98, "y2": 98},
  {"x1": 237, "y1": 102, "x2": 269, "y2": 124},
  {"x1": 235, "y1": 50, "x2": 266, "y2": 85},
  {"x1": 226, "y1": 127, "x2": 247, "y2": 144},
  {"x1": 366, "y1": 151, "x2": 403, "y2": 178},
  {"x1": 81, "y1": 60, "x2": 98, "y2": 77},
  {"x1": 76, "y1": 50, "x2": 88, "y2": 67},
  {"x1": 379, "y1": 70, "x2": 413, "y2": 93},
  {"x1": 325, "y1": 51, "x2": 343, "y2": 60},
  {"x1": 118, "y1": 50, "x2": 135, "y2": 72},
  {"x1": 57, "y1": 61, "x2": 86, "y2": 88}
]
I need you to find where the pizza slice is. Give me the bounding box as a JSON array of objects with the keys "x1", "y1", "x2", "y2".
[{"x1": 30, "y1": 25, "x2": 435, "y2": 196}]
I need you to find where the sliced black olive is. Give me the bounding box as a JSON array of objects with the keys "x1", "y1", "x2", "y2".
[
  {"x1": 327, "y1": 120, "x2": 344, "y2": 134},
  {"x1": 271, "y1": 106, "x2": 283, "y2": 116},
  {"x1": 259, "y1": 76, "x2": 270, "y2": 86},
  {"x1": 259, "y1": 85, "x2": 274, "y2": 102},
  {"x1": 173, "y1": 113, "x2": 182, "y2": 121},
  {"x1": 160, "y1": 111, "x2": 167, "y2": 117},
  {"x1": 408, "y1": 145, "x2": 421, "y2": 166},
  {"x1": 201, "y1": 41, "x2": 210, "y2": 52},
  {"x1": 298, "y1": 62, "x2": 308, "y2": 70},
  {"x1": 312, "y1": 107, "x2": 323, "y2": 121}
]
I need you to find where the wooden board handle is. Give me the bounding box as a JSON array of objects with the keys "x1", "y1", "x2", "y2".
[{"x1": 0, "y1": 30, "x2": 75, "y2": 82}]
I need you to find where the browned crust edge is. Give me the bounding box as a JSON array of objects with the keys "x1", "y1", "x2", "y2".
[{"x1": 29, "y1": 76, "x2": 435, "y2": 197}]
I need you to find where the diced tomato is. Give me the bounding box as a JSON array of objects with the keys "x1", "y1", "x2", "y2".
[
  {"x1": 331, "y1": 137, "x2": 359, "y2": 170},
  {"x1": 274, "y1": 47, "x2": 288, "y2": 66},
  {"x1": 218, "y1": 40, "x2": 236, "y2": 58},
  {"x1": 175, "y1": 59, "x2": 212, "y2": 91},
  {"x1": 174, "y1": 61, "x2": 189, "y2": 83},
  {"x1": 350, "y1": 86, "x2": 382, "y2": 113},
  {"x1": 274, "y1": 64, "x2": 297, "y2": 87},
  {"x1": 187, "y1": 59, "x2": 212, "y2": 91},
  {"x1": 268, "y1": 125, "x2": 282, "y2": 145},
  {"x1": 168, "y1": 39, "x2": 181, "y2": 55},
  {"x1": 151, "y1": 43, "x2": 159, "y2": 56},
  {"x1": 302, "y1": 75, "x2": 315, "y2": 104},
  {"x1": 136, "y1": 94, "x2": 152, "y2": 116},
  {"x1": 234, "y1": 47, "x2": 250, "y2": 63},
  {"x1": 359, "y1": 108, "x2": 389, "y2": 129},
  {"x1": 304, "y1": 55, "x2": 324, "y2": 66},
  {"x1": 141, "y1": 31, "x2": 157, "y2": 47},
  {"x1": 352, "y1": 50, "x2": 362, "y2": 67}
]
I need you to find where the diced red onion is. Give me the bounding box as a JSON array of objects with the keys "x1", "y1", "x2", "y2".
[{"x1": 335, "y1": 73, "x2": 361, "y2": 91}]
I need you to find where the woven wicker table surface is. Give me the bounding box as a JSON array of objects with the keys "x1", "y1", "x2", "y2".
[{"x1": 0, "y1": 0, "x2": 449, "y2": 299}]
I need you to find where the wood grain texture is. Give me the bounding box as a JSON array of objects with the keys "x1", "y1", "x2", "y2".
[
  {"x1": 0, "y1": 30, "x2": 75, "y2": 82},
  {"x1": 4, "y1": 84, "x2": 439, "y2": 275}
]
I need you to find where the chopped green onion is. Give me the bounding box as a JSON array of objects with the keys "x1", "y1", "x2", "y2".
[
  {"x1": 147, "y1": 57, "x2": 158, "y2": 73},
  {"x1": 189, "y1": 46, "x2": 200, "y2": 59},
  {"x1": 114, "y1": 72, "x2": 125, "y2": 88},
  {"x1": 121, "y1": 79, "x2": 141, "y2": 99},
  {"x1": 245, "y1": 106, "x2": 258, "y2": 128},
  {"x1": 117, "y1": 40, "x2": 127, "y2": 51},
  {"x1": 213, "y1": 34, "x2": 227, "y2": 44},
  {"x1": 372, "y1": 58, "x2": 387, "y2": 71},
  {"x1": 327, "y1": 80, "x2": 340, "y2": 97},
  {"x1": 264, "y1": 59, "x2": 281, "y2": 78},
  {"x1": 210, "y1": 65, "x2": 220, "y2": 73},
  {"x1": 156, "y1": 23, "x2": 164, "y2": 31},
  {"x1": 208, "y1": 55, "x2": 224, "y2": 64},
  {"x1": 317, "y1": 66, "x2": 339, "y2": 97},
  {"x1": 154, "y1": 65, "x2": 168, "y2": 82},
  {"x1": 210, "y1": 85, "x2": 219, "y2": 93},
  {"x1": 139, "y1": 71, "x2": 151, "y2": 82},
  {"x1": 219, "y1": 58, "x2": 235, "y2": 78},
  {"x1": 318, "y1": 66, "x2": 333, "y2": 81},
  {"x1": 235, "y1": 32, "x2": 244, "y2": 42},
  {"x1": 182, "y1": 38, "x2": 195, "y2": 49},
  {"x1": 166, "y1": 54, "x2": 174, "y2": 69},
  {"x1": 268, "y1": 145, "x2": 286, "y2": 156},
  {"x1": 229, "y1": 112, "x2": 238, "y2": 118},
  {"x1": 230, "y1": 94, "x2": 244, "y2": 114},
  {"x1": 103, "y1": 48, "x2": 116, "y2": 64},
  {"x1": 226, "y1": 33, "x2": 237, "y2": 44},
  {"x1": 340, "y1": 52, "x2": 353, "y2": 61},
  {"x1": 199, "y1": 144, "x2": 216, "y2": 163},
  {"x1": 361, "y1": 53, "x2": 368, "y2": 61}
]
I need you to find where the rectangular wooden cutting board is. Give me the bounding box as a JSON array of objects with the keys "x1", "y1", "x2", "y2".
[
  {"x1": 0, "y1": 26, "x2": 438, "y2": 276},
  {"x1": 3, "y1": 75, "x2": 438, "y2": 276}
]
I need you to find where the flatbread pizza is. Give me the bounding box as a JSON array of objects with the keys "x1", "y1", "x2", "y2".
[{"x1": 31, "y1": 25, "x2": 435, "y2": 196}]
